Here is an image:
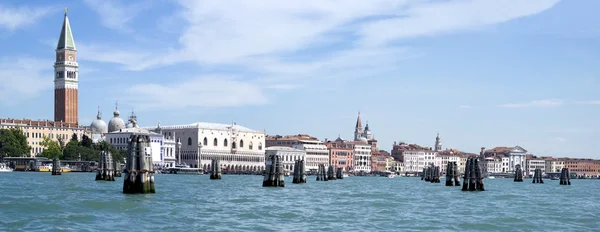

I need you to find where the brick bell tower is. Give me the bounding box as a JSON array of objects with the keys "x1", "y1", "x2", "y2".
[{"x1": 54, "y1": 8, "x2": 79, "y2": 125}]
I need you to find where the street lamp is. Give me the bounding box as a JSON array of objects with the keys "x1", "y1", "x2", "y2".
[{"x1": 177, "y1": 138, "x2": 182, "y2": 166}]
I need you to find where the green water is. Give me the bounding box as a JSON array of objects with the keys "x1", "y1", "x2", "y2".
[{"x1": 0, "y1": 172, "x2": 598, "y2": 231}]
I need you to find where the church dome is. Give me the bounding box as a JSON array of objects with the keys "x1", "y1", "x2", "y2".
[
  {"x1": 359, "y1": 137, "x2": 368, "y2": 143},
  {"x1": 90, "y1": 109, "x2": 108, "y2": 134},
  {"x1": 108, "y1": 107, "x2": 125, "y2": 132}
]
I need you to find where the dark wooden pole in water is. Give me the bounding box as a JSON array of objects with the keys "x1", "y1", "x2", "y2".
[
  {"x1": 559, "y1": 168, "x2": 571, "y2": 185},
  {"x1": 445, "y1": 162, "x2": 454, "y2": 186},
  {"x1": 336, "y1": 168, "x2": 344, "y2": 179},
  {"x1": 123, "y1": 134, "x2": 156, "y2": 194},
  {"x1": 263, "y1": 154, "x2": 285, "y2": 187},
  {"x1": 114, "y1": 160, "x2": 122, "y2": 177},
  {"x1": 210, "y1": 159, "x2": 222, "y2": 180},
  {"x1": 514, "y1": 164, "x2": 523, "y2": 182},
  {"x1": 532, "y1": 168, "x2": 544, "y2": 184},
  {"x1": 431, "y1": 166, "x2": 440, "y2": 183},
  {"x1": 462, "y1": 157, "x2": 484, "y2": 191},
  {"x1": 453, "y1": 162, "x2": 460, "y2": 186},
  {"x1": 96, "y1": 150, "x2": 115, "y2": 181},
  {"x1": 51, "y1": 158, "x2": 62, "y2": 175},
  {"x1": 327, "y1": 165, "x2": 336, "y2": 180}
]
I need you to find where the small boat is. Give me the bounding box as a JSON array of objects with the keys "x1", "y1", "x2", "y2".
[
  {"x1": 343, "y1": 174, "x2": 349, "y2": 178},
  {"x1": 487, "y1": 176, "x2": 496, "y2": 179},
  {"x1": 387, "y1": 174, "x2": 396, "y2": 178},
  {"x1": 0, "y1": 163, "x2": 13, "y2": 172},
  {"x1": 551, "y1": 176, "x2": 559, "y2": 180}
]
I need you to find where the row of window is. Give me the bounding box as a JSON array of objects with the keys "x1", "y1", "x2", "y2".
[
  {"x1": 55, "y1": 71, "x2": 77, "y2": 79},
  {"x1": 188, "y1": 137, "x2": 263, "y2": 150}
]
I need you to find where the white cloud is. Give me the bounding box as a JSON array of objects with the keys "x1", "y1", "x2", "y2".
[
  {"x1": 0, "y1": 57, "x2": 52, "y2": 104},
  {"x1": 122, "y1": 76, "x2": 268, "y2": 111},
  {"x1": 499, "y1": 99, "x2": 563, "y2": 108},
  {"x1": 459, "y1": 105, "x2": 472, "y2": 109},
  {"x1": 575, "y1": 100, "x2": 600, "y2": 105},
  {"x1": 0, "y1": 4, "x2": 54, "y2": 30},
  {"x1": 555, "y1": 137, "x2": 567, "y2": 142},
  {"x1": 79, "y1": 0, "x2": 560, "y2": 107},
  {"x1": 83, "y1": 0, "x2": 150, "y2": 33}
]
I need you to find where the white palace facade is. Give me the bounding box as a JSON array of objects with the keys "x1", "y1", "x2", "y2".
[{"x1": 145, "y1": 122, "x2": 266, "y2": 172}]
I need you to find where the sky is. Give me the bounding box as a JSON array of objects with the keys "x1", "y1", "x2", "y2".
[{"x1": 0, "y1": 0, "x2": 599, "y2": 158}]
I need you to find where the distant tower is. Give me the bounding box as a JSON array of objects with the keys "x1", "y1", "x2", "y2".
[
  {"x1": 54, "y1": 8, "x2": 79, "y2": 124},
  {"x1": 354, "y1": 111, "x2": 363, "y2": 141},
  {"x1": 363, "y1": 121, "x2": 373, "y2": 140},
  {"x1": 434, "y1": 133, "x2": 442, "y2": 151}
]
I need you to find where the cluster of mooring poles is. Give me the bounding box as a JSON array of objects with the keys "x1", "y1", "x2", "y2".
[
  {"x1": 514, "y1": 164, "x2": 524, "y2": 182},
  {"x1": 51, "y1": 158, "x2": 61, "y2": 175},
  {"x1": 96, "y1": 150, "x2": 115, "y2": 181},
  {"x1": 462, "y1": 157, "x2": 484, "y2": 191},
  {"x1": 422, "y1": 164, "x2": 440, "y2": 183},
  {"x1": 292, "y1": 160, "x2": 306, "y2": 184},
  {"x1": 316, "y1": 164, "x2": 328, "y2": 181},
  {"x1": 327, "y1": 165, "x2": 336, "y2": 180},
  {"x1": 532, "y1": 168, "x2": 544, "y2": 184},
  {"x1": 445, "y1": 162, "x2": 460, "y2": 186},
  {"x1": 263, "y1": 154, "x2": 285, "y2": 187},
  {"x1": 336, "y1": 168, "x2": 344, "y2": 179},
  {"x1": 123, "y1": 134, "x2": 155, "y2": 194},
  {"x1": 560, "y1": 168, "x2": 571, "y2": 185},
  {"x1": 210, "y1": 159, "x2": 222, "y2": 180}
]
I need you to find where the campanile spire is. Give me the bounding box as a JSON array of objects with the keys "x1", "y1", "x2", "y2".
[{"x1": 54, "y1": 8, "x2": 79, "y2": 125}]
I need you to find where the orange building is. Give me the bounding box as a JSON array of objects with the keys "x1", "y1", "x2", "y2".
[
  {"x1": 324, "y1": 139, "x2": 354, "y2": 171},
  {"x1": 562, "y1": 158, "x2": 600, "y2": 178}
]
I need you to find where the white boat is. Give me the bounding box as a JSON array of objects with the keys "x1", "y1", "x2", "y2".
[
  {"x1": 0, "y1": 163, "x2": 13, "y2": 172},
  {"x1": 343, "y1": 174, "x2": 349, "y2": 178},
  {"x1": 487, "y1": 176, "x2": 496, "y2": 179},
  {"x1": 388, "y1": 174, "x2": 396, "y2": 178}
]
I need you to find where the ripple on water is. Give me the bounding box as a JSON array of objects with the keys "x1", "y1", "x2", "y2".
[{"x1": 1, "y1": 173, "x2": 600, "y2": 231}]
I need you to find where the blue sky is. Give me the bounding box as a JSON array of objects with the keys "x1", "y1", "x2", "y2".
[{"x1": 0, "y1": 0, "x2": 599, "y2": 158}]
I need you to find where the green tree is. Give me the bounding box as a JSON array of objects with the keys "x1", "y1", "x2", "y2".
[
  {"x1": 70, "y1": 133, "x2": 78, "y2": 142},
  {"x1": 81, "y1": 134, "x2": 93, "y2": 148},
  {"x1": 62, "y1": 140, "x2": 81, "y2": 160},
  {"x1": 0, "y1": 128, "x2": 31, "y2": 158},
  {"x1": 38, "y1": 136, "x2": 62, "y2": 159}
]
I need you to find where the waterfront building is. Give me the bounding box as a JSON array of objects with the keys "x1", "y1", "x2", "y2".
[
  {"x1": 266, "y1": 134, "x2": 329, "y2": 172},
  {"x1": 371, "y1": 151, "x2": 392, "y2": 172},
  {"x1": 150, "y1": 122, "x2": 177, "y2": 168},
  {"x1": 105, "y1": 118, "x2": 162, "y2": 165},
  {"x1": 545, "y1": 159, "x2": 565, "y2": 173},
  {"x1": 0, "y1": 119, "x2": 86, "y2": 157},
  {"x1": 484, "y1": 146, "x2": 527, "y2": 173},
  {"x1": 351, "y1": 142, "x2": 372, "y2": 173},
  {"x1": 265, "y1": 146, "x2": 306, "y2": 172},
  {"x1": 562, "y1": 158, "x2": 600, "y2": 178},
  {"x1": 526, "y1": 157, "x2": 546, "y2": 176},
  {"x1": 402, "y1": 146, "x2": 437, "y2": 173},
  {"x1": 436, "y1": 154, "x2": 461, "y2": 174},
  {"x1": 144, "y1": 121, "x2": 266, "y2": 172},
  {"x1": 324, "y1": 137, "x2": 354, "y2": 171}
]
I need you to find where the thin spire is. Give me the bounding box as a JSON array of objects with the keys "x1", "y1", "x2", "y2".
[
  {"x1": 96, "y1": 105, "x2": 101, "y2": 119},
  {"x1": 56, "y1": 8, "x2": 76, "y2": 50}
]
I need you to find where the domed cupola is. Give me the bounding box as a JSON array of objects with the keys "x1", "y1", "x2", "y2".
[
  {"x1": 108, "y1": 101, "x2": 125, "y2": 132},
  {"x1": 363, "y1": 121, "x2": 372, "y2": 139},
  {"x1": 90, "y1": 106, "x2": 108, "y2": 134}
]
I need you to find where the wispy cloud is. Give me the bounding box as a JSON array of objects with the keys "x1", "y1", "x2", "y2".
[
  {"x1": 121, "y1": 76, "x2": 268, "y2": 111},
  {"x1": 0, "y1": 57, "x2": 52, "y2": 104},
  {"x1": 83, "y1": 0, "x2": 150, "y2": 33},
  {"x1": 574, "y1": 100, "x2": 600, "y2": 105},
  {"x1": 459, "y1": 105, "x2": 472, "y2": 109},
  {"x1": 555, "y1": 137, "x2": 567, "y2": 142},
  {"x1": 499, "y1": 99, "x2": 563, "y2": 108},
  {"x1": 0, "y1": 4, "x2": 55, "y2": 30},
  {"x1": 80, "y1": 0, "x2": 560, "y2": 108}
]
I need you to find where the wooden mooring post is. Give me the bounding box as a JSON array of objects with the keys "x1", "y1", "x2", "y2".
[
  {"x1": 263, "y1": 154, "x2": 284, "y2": 187},
  {"x1": 96, "y1": 150, "x2": 115, "y2": 181},
  {"x1": 514, "y1": 164, "x2": 524, "y2": 182},
  {"x1": 327, "y1": 165, "x2": 336, "y2": 180},
  {"x1": 292, "y1": 160, "x2": 307, "y2": 184},
  {"x1": 123, "y1": 134, "x2": 155, "y2": 194},
  {"x1": 113, "y1": 160, "x2": 122, "y2": 177},
  {"x1": 336, "y1": 168, "x2": 344, "y2": 179},
  {"x1": 461, "y1": 157, "x2": 484, "y2": 191},
  {"x1": 51, "y1": 158, "x2": 62, "y2": 175},
  {"x1": 210, "y1": 159, "x2": 222, "y2": 180},
  {"x1": 532, "y1": 168, "x2": 544, "y2": 184},
  {"x1": 559, "y1": 168, "x2": 571, "y2": 185},
  {"x1": 445, "y1": 162, "x2": 460, "y2": 186},
  {"x1": 316, "y1": 164, "x2": 328, "y2": 181}
]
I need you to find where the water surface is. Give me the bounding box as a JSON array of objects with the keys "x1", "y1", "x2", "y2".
[{"x1": 0, "y1": 173, "x2": 598, "y2": 231}]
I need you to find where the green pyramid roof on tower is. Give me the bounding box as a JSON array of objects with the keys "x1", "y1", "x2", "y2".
[{"x1": 56, "y1": 9, "x2": 76, "y2": 50}]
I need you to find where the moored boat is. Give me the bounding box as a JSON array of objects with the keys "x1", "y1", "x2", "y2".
[{"x1": 0, "y1": 163, "x2": 13, "y2": 172}]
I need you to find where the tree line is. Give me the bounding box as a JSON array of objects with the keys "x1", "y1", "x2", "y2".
[{"x1": 0, "y1": 128, "x2": 124, "y2": 162}]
